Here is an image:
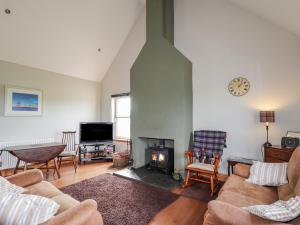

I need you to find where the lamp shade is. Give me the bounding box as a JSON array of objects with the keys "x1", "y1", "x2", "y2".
[{"x1": 260, "y1": 111, "x2": 275, "y2": 123}]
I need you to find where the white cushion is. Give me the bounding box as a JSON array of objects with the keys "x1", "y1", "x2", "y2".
[
  {"x1": 0, "y1": 192, "x2": 59, "y2": 225},
  {"x1": 187, "y1": 162, "x2": 214, "y2": 172},
  {"x1": 246, "y1": 161, "x2": 288, "y2": 186},
  {"x1": 244, "y1": 196, "x2": 300, "y2": 222},
  {"x1": 59, "y1": 151, "x2": 76, "y2": 157},
  {"x1": 0, "y1": 176, "x2": 26, "y2": 194}
]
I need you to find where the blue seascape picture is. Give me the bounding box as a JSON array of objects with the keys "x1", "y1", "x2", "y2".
[
  {"x1": 5, "y1": 86, "x2": 43, "y2": 116},
  {"x1": 12, "y1": 92, "x2": 39, "y2": 112}
]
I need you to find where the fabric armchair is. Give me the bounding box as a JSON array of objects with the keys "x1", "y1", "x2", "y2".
[{"x1": 4, "y1": 169, "x2": 103, "y2": 225}]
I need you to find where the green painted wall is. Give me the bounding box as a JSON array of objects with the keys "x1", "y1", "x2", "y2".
[{"x1": 130, "y1": 0, "x2": 193, "y2": 170}]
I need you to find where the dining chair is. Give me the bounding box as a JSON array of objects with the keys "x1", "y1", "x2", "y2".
[{"x1": 57, "y1": 131, "x2": 78, "y2": 172}]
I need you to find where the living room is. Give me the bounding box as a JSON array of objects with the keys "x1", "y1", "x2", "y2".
[{"x1": 1, "y1": 0, "x2": 300, "y2": 225}]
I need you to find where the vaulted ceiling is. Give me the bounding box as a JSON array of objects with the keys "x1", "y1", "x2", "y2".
[
  {"x1": 0, "y1": 0, "x2": 300, "y2": 82},
  {"x1": 0, "y1": 0, "x2": 144, "y2": 82},
  {"x1": 226, "y1": 0, "x2": 300, "y2": 38}
]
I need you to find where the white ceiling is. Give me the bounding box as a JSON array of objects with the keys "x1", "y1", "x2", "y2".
[
  {"x1": 1, "y1": 0, "x2": 300, "y2": 82},
  {"x1": 227, "y1": 0, "x2": 300, "y2": 39},
  {"x1": 0, "y1": 0, "x2": 145, "y2": 82}
]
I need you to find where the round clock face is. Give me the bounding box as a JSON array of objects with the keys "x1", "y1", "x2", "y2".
[{"x1": 228, "y1": 77, "x2": 250, "y2": 97}]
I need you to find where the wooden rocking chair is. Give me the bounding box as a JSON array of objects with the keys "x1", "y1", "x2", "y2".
[
  {"x1": 182, "y1": 130, "x2": 226, "y2": 196},
  {"x1": 182, "y1": 151, "x2": 221, "y2": 196}
]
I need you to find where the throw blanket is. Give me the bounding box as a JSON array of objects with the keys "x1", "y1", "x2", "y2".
[{"x1": 193, "y1": 130, "x2": 227, "y2": 161}]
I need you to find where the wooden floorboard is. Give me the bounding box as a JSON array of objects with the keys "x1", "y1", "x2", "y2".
[
  {"x1": 149, "y1": 196, "x2": 207, "y2": 225},
  {"x1": 47, "y1": 162, "x2": 206, "y2": 225},
  {"x1": 48, "y1": 161, "x2": 118, "y2": 188}
]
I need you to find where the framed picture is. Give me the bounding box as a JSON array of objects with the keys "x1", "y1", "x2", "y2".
[
  {"x1": 286, "y1": 131, "x2": 300, "y2": 139},
  {"x1": 5, "y1": 86, "x2": 43, "y2": 116}
]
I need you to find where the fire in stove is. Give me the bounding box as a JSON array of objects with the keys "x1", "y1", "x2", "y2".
[
  {"x1": 151, "y1": 153, "x2": 166, "y2": 162},
  {"x1": 149, "y1": 147, "x2": 174, "y2": 175},
  {"x1": 152, "y1": 153, "x2": 158, "y2": 161},
  {"x1": 158, "y1": 153, "x2": 165, "y2": 162}
]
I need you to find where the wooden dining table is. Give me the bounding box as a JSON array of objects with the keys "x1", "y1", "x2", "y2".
[{"x1": 3, "y1": 143, "x2": 66, "y2": 178}]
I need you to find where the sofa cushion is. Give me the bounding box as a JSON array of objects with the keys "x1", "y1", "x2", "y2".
[
  {"x1": 233, "y1": 163, "x2": 251, "y2": 178},
  {"x1": 25, "y1": 181, "x2": 62, "y2": 198},
  {"x1": 51, "y1": 194, "x2": 79, "y2": 214},
  {"x1": 0, "y1": 192, "x2": 59, "y2": 225},
  {"x1": 244, "y1": 196, "x2": 300, "y2": 222},
  {"x1": 0, "y1": 176, "x2": 26, "y2": 194},
  {"x1": 278, "y1": 184, "x2": 295, "y2": 202},
  {"x1": 221, "y1": 174, "x2": 278, "y2": 204},
  {"x1": 246, "y1": 161, "x2": 288, "y2": 186},
  {"x1": 218, "y1": 190, "x2": 265, "y2": 207}
]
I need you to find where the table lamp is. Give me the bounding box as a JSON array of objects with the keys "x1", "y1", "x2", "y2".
[{"x1": 260, "y1": 111, "x2": 275, "y2": 147}]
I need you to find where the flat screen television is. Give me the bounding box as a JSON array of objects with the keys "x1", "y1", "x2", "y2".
[{"x1": 80, "y1": 122, "x2": 113, "y2": 144}]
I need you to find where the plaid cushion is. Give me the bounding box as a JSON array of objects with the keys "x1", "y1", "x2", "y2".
[{"x1": 193, "y1": 130, "x2": 227, "y2": 157}]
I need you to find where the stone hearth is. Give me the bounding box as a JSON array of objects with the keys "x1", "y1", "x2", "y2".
[{"x1": 114, "y1": 167, "x2": 180, "y2": 190}]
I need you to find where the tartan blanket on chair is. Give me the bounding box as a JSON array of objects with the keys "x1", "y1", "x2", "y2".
[{"x1": 193, "y1": 130, "x2": 227, "y2": 158}]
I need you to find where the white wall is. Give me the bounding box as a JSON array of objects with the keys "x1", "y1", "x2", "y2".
[
  {"x1": 100, "y1": 11, "x2": 145, "y2": 152},
  {"x1": 100, "y1": 0, "x2": 300, "y2": 173},
  {"x1": 0, "y1": 60, "x2": 101, "y2": 143},
  {"x1": 175, "y1": 0, "x2": 300, "y2": 172},
  {"x1": 100, "y1": 10, "x2": 146, "y2": 122}
]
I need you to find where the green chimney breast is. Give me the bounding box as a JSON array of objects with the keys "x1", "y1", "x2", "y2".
[{"x1": 130, "y1": 0, "x2": 193, "y2": 170}]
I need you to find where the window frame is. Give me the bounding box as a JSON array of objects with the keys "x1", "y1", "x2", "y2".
[{"x1": 111, "y1": 93, "x2": 130, "y2": 140}]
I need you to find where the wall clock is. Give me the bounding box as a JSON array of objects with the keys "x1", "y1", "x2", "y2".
[{"x1": 228, "y1": 77, "x2": 250, "y2": 97}]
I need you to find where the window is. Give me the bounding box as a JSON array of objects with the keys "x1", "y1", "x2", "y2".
[{"x1": 111, "y1": 94, "x2": 130, "y2": 139}]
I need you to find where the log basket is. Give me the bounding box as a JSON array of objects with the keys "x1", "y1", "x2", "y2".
[{"x1": 112, "y1": 151, "x2": 130, "y2": 167}]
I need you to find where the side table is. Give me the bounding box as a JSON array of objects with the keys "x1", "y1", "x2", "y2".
[
  {"x1": 264, "y1": 145, "x2": 295, "y2": 163},
  {"x1": 227, "y1": 157, "x2": 254, "y2": 176}
]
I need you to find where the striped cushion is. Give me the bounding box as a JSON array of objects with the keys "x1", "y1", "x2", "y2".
[
  {"x1": 246, "y1": 161, "x2": 288, "y2": 186},
  {"x1": 0, "y1": 192, "x2": 59, "y2": 225},
  {"x1": 244, "y1": 196, "x2": 300, "y2": 222},
  {"x1": 0, "y1": 176, "x2": 26, "y2": 194}
]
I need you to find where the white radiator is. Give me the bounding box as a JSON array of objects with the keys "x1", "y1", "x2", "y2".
[{"x1": 0, "y1": 138, "x2": 55, "y2": 170}]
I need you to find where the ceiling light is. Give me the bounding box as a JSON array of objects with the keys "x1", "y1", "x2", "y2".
[{"x1": 5, "y1": 9, "x2": 11, "y2": 14}]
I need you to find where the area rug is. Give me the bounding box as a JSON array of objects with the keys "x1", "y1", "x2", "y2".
[
  {"x1": 60, "y1": 174, "x2": 179, "y2": 225},
  {"x1": 180, "y1": 182, "x2": 223, "y2": 203}
]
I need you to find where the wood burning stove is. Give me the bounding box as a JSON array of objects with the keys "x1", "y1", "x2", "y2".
[
  {"x1": 149, "y1": 147, "x2": 174, "y2": 174},
  {"x1": 139, "y1": 137, "x2": 174, "y2": 175}
]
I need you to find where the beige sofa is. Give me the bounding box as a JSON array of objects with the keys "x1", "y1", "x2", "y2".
[
  {"x1": 5, "y1": 169, "x2": 103, "y2": 225},
  {"x1": 203, "y1": 147, "x2": 300, "y2": 225}
]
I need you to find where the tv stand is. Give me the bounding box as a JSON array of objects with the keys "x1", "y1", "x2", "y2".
[{"x1": 79, "y1": 143, "x2": 115, "y2": 164}]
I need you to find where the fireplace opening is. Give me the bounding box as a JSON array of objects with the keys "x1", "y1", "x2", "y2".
[{"x1": 139, "y1": 137, "x2": 174, "y2": 175}]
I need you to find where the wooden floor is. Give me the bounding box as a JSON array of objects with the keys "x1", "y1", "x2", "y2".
[
  {"x1": 149, "y1": 197, "x2": 207, "y2": 225},
  {"x1": 48, "y1": 161, "x2": 118, "y2": 188},
  {"x1": 45, "y1": 162, "x2": 206, "y2": 225}
]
